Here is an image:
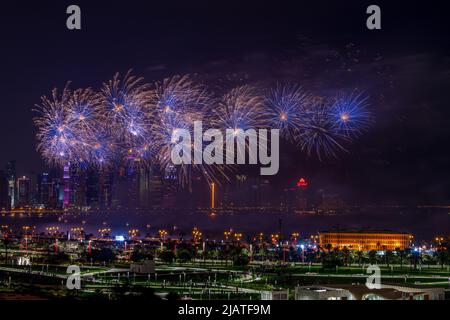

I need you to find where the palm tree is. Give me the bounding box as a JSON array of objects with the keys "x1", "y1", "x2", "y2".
[
  {"x1": 368, "y1": 250, "x2": 377, "y2": 264},
  {"x1": 396, "y1": 248, "x2": 405, "y2": 269},
  {"x1": 342, "y1": 247, "x2": 350, "y2": 266},
  {"x1": 436, "y1": 250, "x2": 449, "y2": 270},
  {"x1": 356, "y1": 250, "x2": 363, "y2": 266},
  {"x1": 385, "y1": 250, "x2": 393, "y2": 267}
]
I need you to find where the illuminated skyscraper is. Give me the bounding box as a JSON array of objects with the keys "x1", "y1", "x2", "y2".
[
  {"x1": 112, "y1": 161, "x2": 140, "y2": 210},
  {"x1": 71, "y1": 166, "x2": 86, "y2": 208},
  {"x1": 37, "y1": 172, "x2": 56, "y2": 209},
  {"x1": 98, "y1": 169, "x2": 113, "y2": 209},
  {"x1": 17, "y1": 176, "x2": 31, "y2": 207},
  {"x1": 139, "y1": 166, "x2": 151, "y2": 209},
  {"x1": 6, "y1": 160, "x2": 16, "y2": 208},
  {"x1": 62, "y1": 163, "x2": 71, "y2": 208}
]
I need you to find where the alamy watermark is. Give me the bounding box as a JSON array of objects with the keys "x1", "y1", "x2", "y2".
[
  {"x1": 66, "y1": 265, "x2": 81, "y2": 290},
  {"x1": 170, "y1": 121, "x2": 280, "y2": 175},
  {"x1": 366, "y1": 264, "x2": 381, "y2": 289}
]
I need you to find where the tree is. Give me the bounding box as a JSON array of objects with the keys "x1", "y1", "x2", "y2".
[
  {"x1": 51, "y1": 251, "x2": 70, "y2": 264},
  {"x1": 229, "y1": 246, "x2": 243, "y2": 263},
  {"x1": 436, "y1": 249, "x2": 449, "y2": 269},
  {"x1": 159, "y1": 250, "x2": 175, "y2": 264},
  {"x1": 233, "y1": 253, "x2": 250, "y2": 266},
  {"x1": 385, "y1": 250, "x2": 393, "y2": 267},
  {"x1": 410, "y1": 251, "x2": 420, "y2": 270},
  {"x1": 91, "y1": 248, "x2": 116, "y2": 264},
  {"x1": 368, "y1": 250, "x2": 377, "y2": 264},
  {"x1": 219, "y1": 245, "x2": 231, "y2": 265},
  {"x1": 422, "y1": 253, "x2": 435, "y2": 268},
  {"x1": 342, "y1": 247, "x2": 350, "y2": 266},
  {"x1": 321, "y1": 250, "x2": 343, "y2": 270},
  {"x1": 130, "y1": 248, "x2": 153, "y2": 262},
  {"x1": 206, "y1": 247, "x2": 219, "y2": 261},
  {"x1": 397, "y1": 248, "x2": 405, "y2": 269},
  {"x1": 356, "y1": 250, "x2": 363, "y2": 266},
  {"x1": 177, "y1": 249, "x2": 193, "y2": 263}
]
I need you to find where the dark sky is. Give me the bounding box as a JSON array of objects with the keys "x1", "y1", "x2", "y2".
[{"x1": 1, "y1": 0, "x2": 450, "y2": 204}]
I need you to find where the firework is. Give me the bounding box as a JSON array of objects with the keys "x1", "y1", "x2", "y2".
[
  {"x1": 212, "y1": 85, "x2": 266, "y2": 131},
  {"x1": 265, "y1": 84, "x2": 311, "y2": 141},
  {"x1": 151, "y1": 75, "x2": 231, "y2": 187},
  {"x1": 330, "y1": 91, "x2": 371, "y2": 137},
  {"x1": 153, "y1": 75, "x2": 210, "y2": 123},
  {"x1": 297, "y1": 97, "x2": 350, "y2": 160},
  {"x1": 34, "y1": 84, "x2": 100, "y2": 166},
  {"x1": 99, "y1": 70, "x2": 155, "y2": 163},
  {"x1": 34, "y1": 72, "x2": 373, "y2": 187},
  {"x1": 66, "y1": 88, "x2": 108, "y2": 166}
]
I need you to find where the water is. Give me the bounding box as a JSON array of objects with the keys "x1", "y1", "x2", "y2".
[{"x1": 1, "y1": 207, "x2": 449, "y2": 241}]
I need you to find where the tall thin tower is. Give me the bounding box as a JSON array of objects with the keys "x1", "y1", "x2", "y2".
[
  {"x1": 211, "y1": 182, "x2": 215, "y2": 209},
  {"x1": 63, "y1": 163, "x2": 70, "y2": 208}
]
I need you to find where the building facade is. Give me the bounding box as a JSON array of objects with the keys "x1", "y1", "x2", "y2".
[{"x1": 319, "y1": 230, "x2": 413, "y2": 251}]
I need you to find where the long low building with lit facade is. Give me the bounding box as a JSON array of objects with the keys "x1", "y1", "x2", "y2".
[{"x1": 319, "y1": 229, "x2": 413, "y2": 251}]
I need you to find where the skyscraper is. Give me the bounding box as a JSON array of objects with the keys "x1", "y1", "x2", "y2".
[
  {"x1": 17, "y1": 176, "x2": 31, "y2": 207},
  {"x1": 139, "y1": 166, "x2": 151, "y2": 209},
  {"x1": 148, "y1": 165, "x2": 163, "y2": 209},
  {"x1": 98, "y1": 169, "x2": 113, "y2": 209},
  {"x1": 0, "y1": 170, "x2": 10, "y2": 210},
  {"x1": 37, "y1": 172, "x2": 57, "y2": 209},
  {"x1": 6, "y1": 160, "x2": 16, "y2": 208},
  {"x1": 62, "y1": 164, "x2": 71, "y2": 208},
  {"x1": 86, "y1": 169, "x2": 99, "y2": 207}
]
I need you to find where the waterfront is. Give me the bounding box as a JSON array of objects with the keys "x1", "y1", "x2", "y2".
[{"x1": 1, "y1": 207, "x2": 449, "y2": 241}]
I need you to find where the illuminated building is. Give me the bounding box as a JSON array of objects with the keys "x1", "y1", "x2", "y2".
[
  {"x1": 53, "y1": 175, "x2": 65, "y2": 208},
  {"x1": 37, "y1": 172, "x2": 56, "y2": 209},
  {"x1": 6, "y1": 160, "x2": 16, "y2": 208},
  {"x1": 138, "y1": 166, "x2": 151, "y2": 208},
  {"x1": 112, "y1": 163, "x2": 140, "y2": 209},
  {"x1": 296, "y1": 178, "x2": 308, "y2": 189},
  {"x1": 17, "y1": 176, "x2": 31, "y2": 207},
  {"x1": 161, "y1": 164, "x2": 179, "y2": 209},
  {"x1": 296, "y1": 177, "x2": 308, "y2": 211},
  {"x1": 62, "y1": 164, "x2": 71, "y2": 208},
  {"x1": 0, "y1": 170, "x2": 10, "y2": 210},
  {"x1": 319, "y1": 230, "x2": 413, "y2": 251},
  {"x1": 98, "y1": 169, "x2": 113, "y2": 209},
  {"x1": 71, "y1": 167, "x2": 86, "y2": 208},
  {"x1": 283, "y1": 177, "x2": 310, "y2": 211},
  {"x1": 148, "y1": 165, "x2": 163, "y2": 209}
]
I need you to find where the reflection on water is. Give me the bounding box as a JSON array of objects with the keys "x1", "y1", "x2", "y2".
[{"x1": 0, "y1": 207, "x2": 449, "y2": 241}]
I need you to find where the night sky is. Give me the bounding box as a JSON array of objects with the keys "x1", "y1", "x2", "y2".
[{"x1": 1, "y1": 0, "x2": 449, "y2": 204}]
